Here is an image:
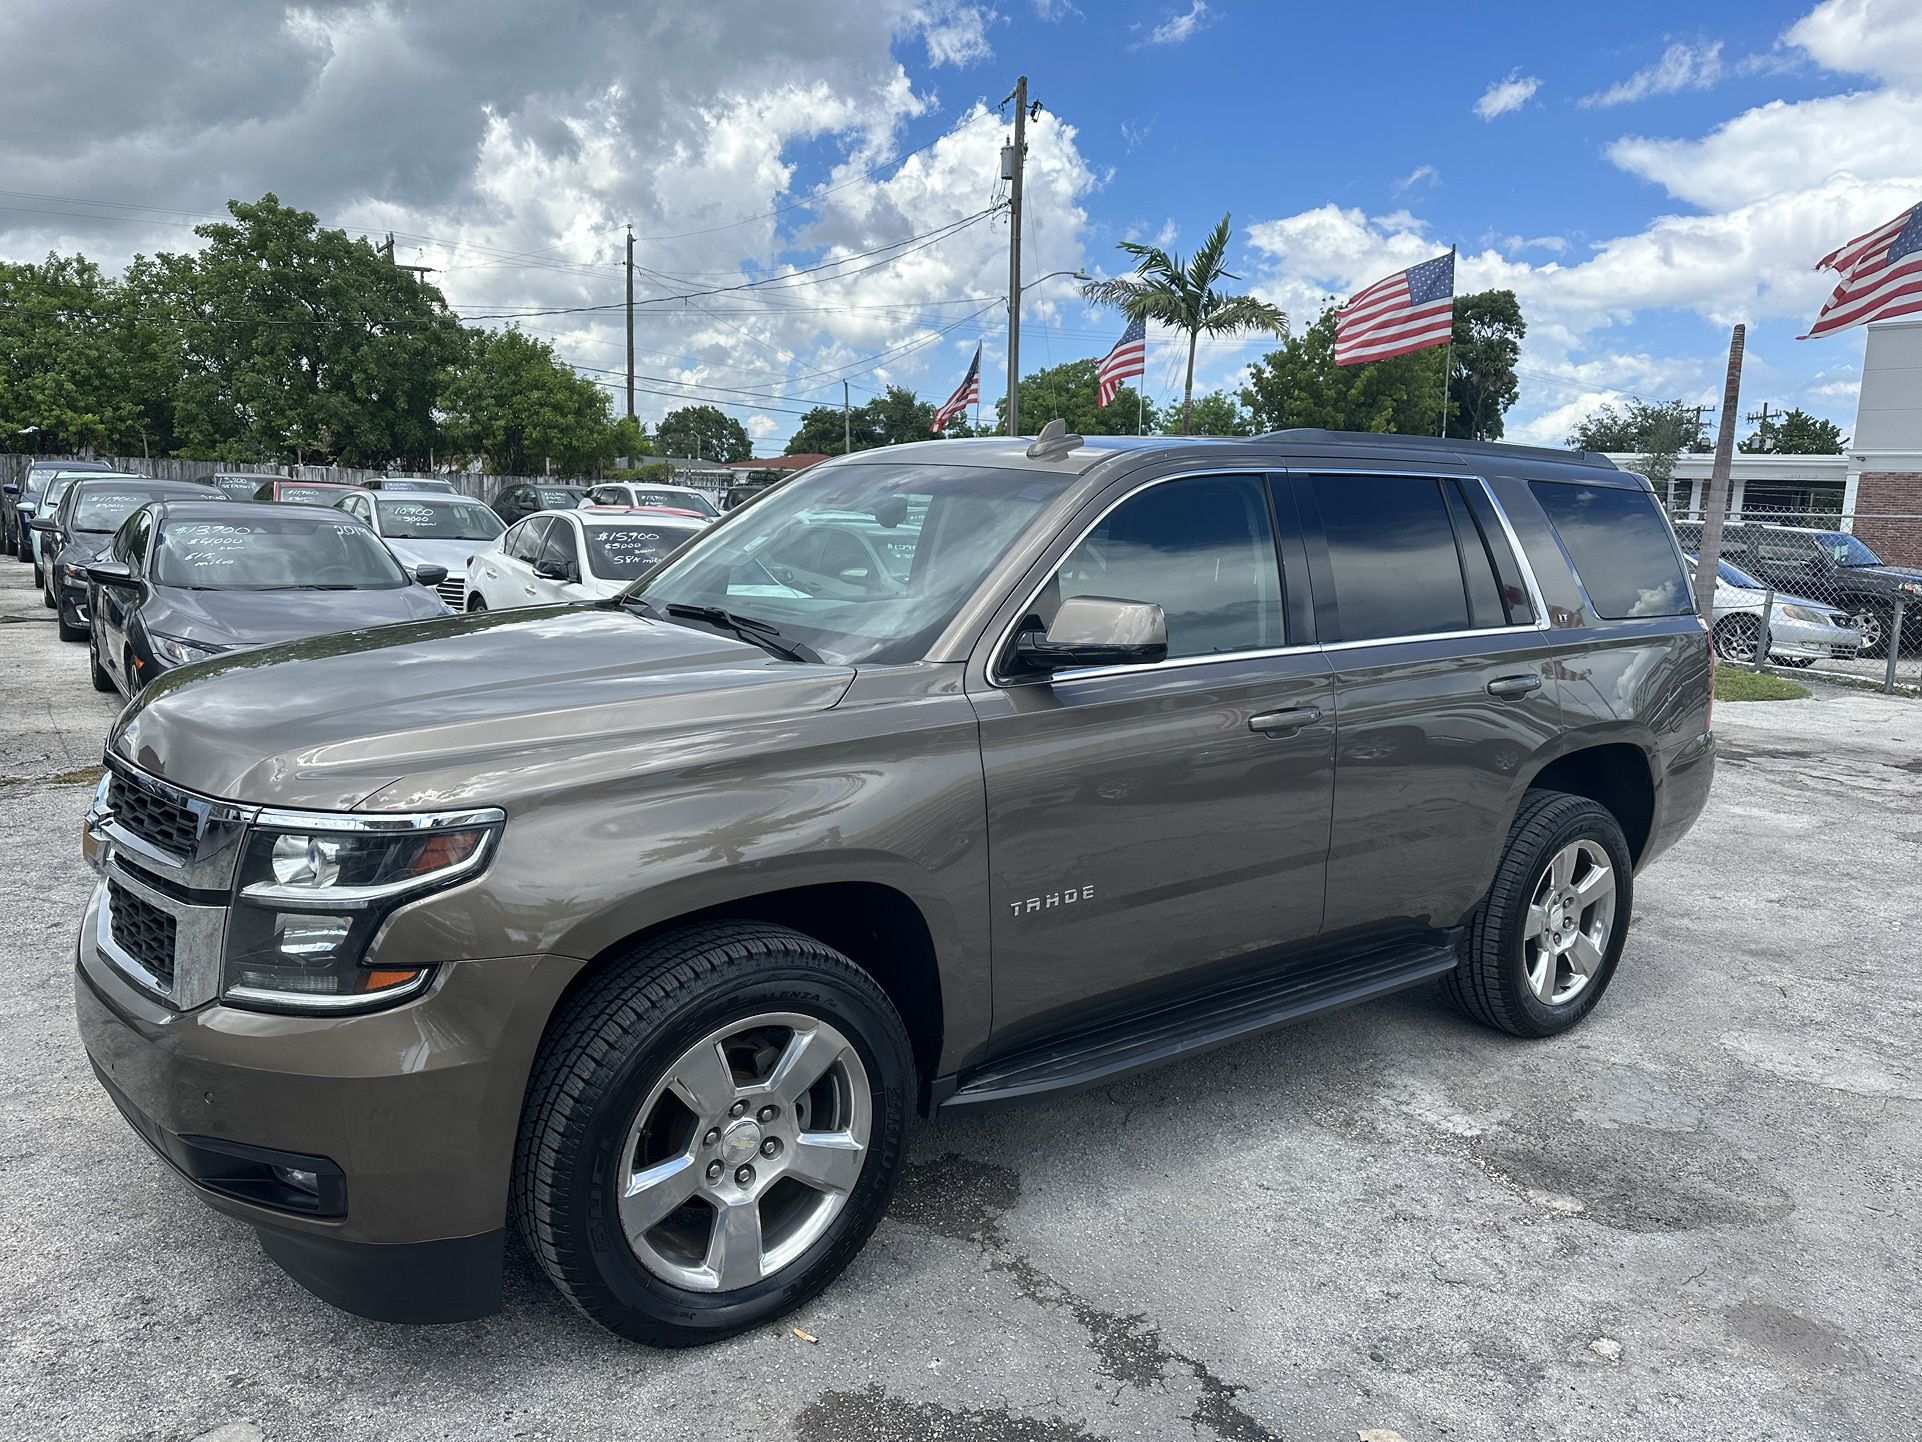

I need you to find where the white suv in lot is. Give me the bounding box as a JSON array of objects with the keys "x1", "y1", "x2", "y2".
[{"x1": 464, "y1": 508, "x2": 708, "y2": 611}]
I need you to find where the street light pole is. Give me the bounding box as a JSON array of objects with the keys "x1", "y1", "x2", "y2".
[{"x1": 1005, "y1": 74, "x2": 1028, "y2": 438}]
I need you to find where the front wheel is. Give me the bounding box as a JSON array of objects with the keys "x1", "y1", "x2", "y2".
[
  {"x1": 56, "y1": 604, "x2": 87, "y2": 642},
  {"x1": 514, "y1": 922, "x2": 914, "y2": 1346},
  {"x1": 89, "y1": 625, "x2": 116, "y2": 693},
  {"x1": 466, "y1": 593, "x2": 488, "y2": 612},
  {"x1": 1851, "y1": 604, "x2": 1890, "y2": 659},
  {"x1": 1444, "y1": 791, "x2": 1633, "y2": 1038}
]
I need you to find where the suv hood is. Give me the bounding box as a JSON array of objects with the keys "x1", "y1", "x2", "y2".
[
  {"x1": 111, "y1": 605, "x2": 855, "y2": 810},
  {"x1": 1843, "y1": 562, "x2": 1922, "y2": 590}
]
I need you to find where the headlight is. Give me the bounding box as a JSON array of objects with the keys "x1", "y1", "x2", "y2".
[
  {"x1": 221, "y1": 806, "x2": 503, "y2": 1012},
  {"x1": 151, "y1": 634, "x2": 224, "y2": 667},
  {"x1": 1778, "y1": 604, "x2": 1827, "y2": 623}
]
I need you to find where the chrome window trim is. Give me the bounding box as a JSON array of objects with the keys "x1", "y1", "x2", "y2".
[
  {"x1": 985, "y1": 465, "x2": 1553, "y2": 688},
  {"x1": 986, "y1": 466, "x2": 1293, "y2": 689}
]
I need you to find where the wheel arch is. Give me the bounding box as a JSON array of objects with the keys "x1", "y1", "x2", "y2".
[
  {"x1": 545, "y1": 881, "x2": 947, "y2": 1109},
  {"x1": 1522, "y1": 742, "x2": 1656, "y2": 864}
]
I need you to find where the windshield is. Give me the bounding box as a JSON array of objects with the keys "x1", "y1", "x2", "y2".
[
  {"x1": 1815, "y1": 531, "x2": 1882, "y2": 567},
  {"x1": 42, "y1": 473, "x2": 92, "y2": 510},
  {"x1": 630, "y1": 488, "x2": 719, "y2": 517},
  {"x1": 154, "y1": 516, "x2": 408, "y2": 589},
  {"x1": 537, "y1": 487, "x2": 585, "y2": 507},
  {"x1": 275, "y1": 483, "x2": 352, "y2": 505},
  {"x1": 629, "y1": 461, "x2": 1075, "y2": 664},
  {"x1": 583, "y1": 522, "x2": 704, "y2": 580},
  {"x1": 72, "y1": 487, "x2": 175, "y2": 533},
  {"x1": 376, "y1": 479, "x2": 454, "y2": 492},
  {"x1": 1688, "y1": 553, "x2": 1766, "y2": 590},
  {"x1": 375, "y1": 496, "x2": 504, "y2": 541}
]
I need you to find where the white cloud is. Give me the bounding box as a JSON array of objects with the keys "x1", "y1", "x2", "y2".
[
  {"x1": 906, "y1": 2, "x2": 998, "y2": 68},
  {"x1": 1032, "y1": 0, "x2": 1079, "y2": 17},
  {"x1": 1140, "y1": 1, "x2": 1210, "y2": 48},
  {"x1": 1120, "y1": 118, "x2": 1152, "y2": 151},
  {"x1": 1787, "y1": 0, "x2": 1922, "y2": 84},
  {"x1": 1581, "y1": 41, "x2": 1727, "y2": 107},
  {"x1": 1393, "y1": 164, "x2": 1439, "y2": 193},
  {"x1": 1474, "y1": 70, "x2": 1541, "y2": 119}
]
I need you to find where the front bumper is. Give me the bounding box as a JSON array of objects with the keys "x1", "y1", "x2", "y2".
[
  {"x1": 74, "y1": 880, "x2": 583, "y2": 1322},
  {"x1": 1767, "y1": 614, "x2": 1859, "y2": 659}
]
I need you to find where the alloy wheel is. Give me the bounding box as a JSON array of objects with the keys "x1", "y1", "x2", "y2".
[
  {"x1": 1523, "y1": 840, "x2": 1616, "y2": 1006},
  {"x1": 1714, "y1": 615, "x2": 1761, "y2": 664},
  {"x1": 616, "y1": 1012, "x2": 870, "y2": 1292},
  {"x1": 1853, "y1": 608, "x2": 1884, "y2": 652}
]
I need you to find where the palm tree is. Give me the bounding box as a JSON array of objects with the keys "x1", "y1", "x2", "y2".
[{"x1": 1081, "y1": 213, "x2": 1287, "y2": 435}]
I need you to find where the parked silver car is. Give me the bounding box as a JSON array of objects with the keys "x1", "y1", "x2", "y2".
[{"x1": 1689, "y1": 553, "x2": 1860, "y2": 665}]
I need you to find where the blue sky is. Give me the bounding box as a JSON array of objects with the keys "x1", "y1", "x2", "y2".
[{"x1": 1, "y1": 0, "x2": 1915, "y2": 450}]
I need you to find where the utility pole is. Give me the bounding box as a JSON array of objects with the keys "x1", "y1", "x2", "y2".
[
  {"x1": 1744, "y1": 400, "x2": 1774, "y2": 452},
  {"x1": 1691, "y1": 324, "x2": 1746, "y2": 624},
  {"x1": 625, "y1": 226, "x2": 636, "y2": 422},
  {"x1": 843, "y1": 381, "x2": 852, "y2": 456},
  {"x1": 1004, "y1": 75, "x2": 1029, "y2": 438}
]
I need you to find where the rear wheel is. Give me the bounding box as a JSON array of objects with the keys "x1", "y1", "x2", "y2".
[
  {"x1": 1712, "y1": 614, "x2": 1761, "y2": 664},
  {"x1": 515, "y1": 921, "x2": 913, "y2": 1346},
  {"x1": 467, "y1": 593, "x2": 488, "y2": 612},
  {"x1": 1444, "y1": 791, "x2": 1633, "y2": 1038}
]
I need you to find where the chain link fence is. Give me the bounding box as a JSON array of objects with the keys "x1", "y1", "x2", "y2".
[{"x1": 1672, "y1": 506, "x2": 1922, "y2": 694}]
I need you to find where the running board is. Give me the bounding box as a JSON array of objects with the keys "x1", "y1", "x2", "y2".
[{"x1": 938, "y1": 941, "x2": 1460, "y2": 1112}]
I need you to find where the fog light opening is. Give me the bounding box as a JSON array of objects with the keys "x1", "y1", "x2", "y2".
[{"x1": 271, "y1": 1165, "x2": 321, "y2": 1198}]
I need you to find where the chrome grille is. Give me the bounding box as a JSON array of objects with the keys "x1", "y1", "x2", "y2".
[
  {"x1": 108, "y1": 775, "x2": 198, "y2": 856},
  {"x1": 435, "y1": 578, "x2": 465, "y2": 609},
  {"x1": 108, "y1": 880, "x2": 177, "y2": 986}
]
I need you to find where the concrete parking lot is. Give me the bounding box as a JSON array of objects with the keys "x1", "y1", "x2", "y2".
[{"x1": 1, "y1": 559, "x2": 1917, "y2": 1442}]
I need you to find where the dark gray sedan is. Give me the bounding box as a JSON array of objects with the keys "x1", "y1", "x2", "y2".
[
  {"x1": 35, "y1": 478, "x2": 223, "y2": 640},
  {"x1": 84, "y1": 500, "x2": 453, "y2": 696}
]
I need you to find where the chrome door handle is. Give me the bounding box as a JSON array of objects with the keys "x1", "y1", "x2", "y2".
[
  {"x1": 1486, "y1": 674, "x2": 1543, "y2": 699},
  {"x1": 1249, "y1": 705, "x2": 1323, "y2": 736}
]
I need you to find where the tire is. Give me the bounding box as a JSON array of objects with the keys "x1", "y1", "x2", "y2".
[
  {"x1": 1712, "y1": 614, "x2": 1761, "y2": 664},
  {"x1": 31, "y1": 556, "x2": 43, "y2": 590},
  {"x1": 14, "y1": 527, "x2": 31, "y2": 563},
  {"x1": 41, "y1": 573, "x2": 55, "y2": 609},
  {"x1": 56, "y1": 604, "x2": 87, "y2": 642},
  {"x1": 1443, "y1": 790, "x2": 1634, "y2": 1039},
  {"x1": 1851, "y1": 603, "x2": 1890, "y2": 660},
  {"x1": 514, "y1": 921, "x2": 914, "y2": 1346},
  {"x1": 467, "y1": 594, "x2": 487, "y2": 612},
  {"x1": 89, "y1": 625, "x2": 116, "y2": 693}
]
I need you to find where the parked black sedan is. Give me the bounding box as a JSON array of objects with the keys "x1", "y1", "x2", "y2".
[
  {"x1": 492, "y1": 481, "x2": 589, "y2": 525},
  {"x1": 35, "y1": 478, "x2": 223, "y2": 640},
  {"x1": 4, "y1": 458, "x2": 118, "y2": 557},
  {"x1": 84, "y1": 501, "x2": 454, "y2": 696}
]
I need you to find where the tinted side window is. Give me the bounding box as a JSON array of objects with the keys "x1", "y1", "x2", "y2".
[
  {"x1": 1053, "y1": 474, "x2": 1283, "y2": 658},
  {"x1": 509, "y1": 517, "x2": 550, "y2": 562},
  {"x1": 1309, "y1": 473, "x2": 1471, "y2": 642},
  {"x1": 540, "y1": 522, "x2": 580, "y2": 574},
  {"x1": 1530, "y1": 480, "x2": 1691, "y2": 619}
]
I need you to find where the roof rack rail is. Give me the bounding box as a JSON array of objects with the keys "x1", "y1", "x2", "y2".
[{"x1": 1249, "y1": 427, "x2": 1613, "y2": 469}]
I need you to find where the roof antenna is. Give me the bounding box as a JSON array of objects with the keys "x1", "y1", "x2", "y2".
[{"x1": 1025, "y1": 417, "x2": 1084, "y2": 461}]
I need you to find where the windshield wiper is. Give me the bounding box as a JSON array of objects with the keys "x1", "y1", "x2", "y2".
[{"x1": 651, "y1": 601, "x2": 819, "y2": 662}]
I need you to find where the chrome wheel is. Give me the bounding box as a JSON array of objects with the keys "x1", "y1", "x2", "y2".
[
  {"x1": 1714, "y1": 615, "x2": 1760, "y2": 664},
  {"x1": 1852, "y1": 607, "x2": 1884, "y2": 652},
  {"x1": 1523, "y1": 841, "x2": 1616, "y2": 1006},
  {"x1": 617, "y1": 1012, "x2": 871, "y2": 1293}
]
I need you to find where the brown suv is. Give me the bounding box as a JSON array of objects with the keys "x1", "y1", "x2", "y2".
[{"x1": 75, "y1": 427, "x2": 1714, "y2": 1343}]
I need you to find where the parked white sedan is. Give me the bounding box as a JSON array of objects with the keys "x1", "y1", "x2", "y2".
[{"x1": 463, "y1": 508, "x2": 708, "y2": 611}]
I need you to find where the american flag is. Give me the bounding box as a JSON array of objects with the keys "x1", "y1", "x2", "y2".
[
  {"x1": 1096, "y1": 317, "x2": 1147, "y2": 407},
  {"x1": 1802, "y1": 202, "x2": 1922, "y2": 340},
  {"x1": 1334, "y1": 250, "x2": 1455, "y2": 366},
  {"x1": 931, "y1": 344, "x2": 981, "y2": 432}
]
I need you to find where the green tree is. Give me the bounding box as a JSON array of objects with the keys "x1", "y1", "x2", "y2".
[
  {"x1": 868, "y1": 386, "x2": 936, "y2": 446},
  {"x1": 169, "y1": 195, "x2": 464, "y2": 465},
  {"x1": 1239, "y1": 290, "x2": 1525, "y2": 440},
  {"x1": 1082, "y1": 213, "x2": 1286, "y2": 435},
  {"x1": 992, "y1": 359, "x2": 1159, "y2": 437},
  {"x1": 1161, "y1": 389, "x2": 1251, "y2": 436},
  {"x1": 657, "y1": 404, "x2": 752, "y2": 462},
  {"x1": 1742, "y1": 406, "x2": 1845, "y2": 455},
  {"x1": 0, "y1": 254, "x2": 146, "y2": 453},
  {"x1": 1448, "y1": 290, "x2": 1525, "y2": 441},
  {"x1": 607, "y1": 414, "x2": 653, "y2": 463},
  {"x1": 440, "y1": 328, "x2": 615, "y2": 475},
  {"x1": 1567, "y1": 398, "x2": 1703, "y2": 491},
  {"x1": 785, "y1": 403, "x2": 882, "y2": 456}
]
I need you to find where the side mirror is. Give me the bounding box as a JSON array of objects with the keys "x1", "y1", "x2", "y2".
[
  {"x1": 411, "y1": 563, "x2": 448, "y2": 587},
  {"x1": 26, "y1": 515, "x2": 56, "y2": 532},
  {"x1": 1013, "y1": 596, "x2": 1168, "y2": 674},
  {"x1": 85, "y1": 560, "x2": 139, "y2": 588},
  {"x1": 2, "y1": 482, "x2": 17, "y2": 496},
  {"x1": 534, "y1": 558, "x2": 576, "y2": 582}
]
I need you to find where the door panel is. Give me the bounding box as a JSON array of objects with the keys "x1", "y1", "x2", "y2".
[{"x1": 971, "y1": 470, "x2": 1333, "y2": 1047}]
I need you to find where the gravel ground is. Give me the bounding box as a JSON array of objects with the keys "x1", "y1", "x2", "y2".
[{"x1": 1, "y1": 557, "x2": 1918, "y2": 1442}]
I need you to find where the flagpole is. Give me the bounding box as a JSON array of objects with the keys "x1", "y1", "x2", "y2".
[
  {"x1": 1438, "y1": 245, "x2": 1455, "y2": 438},
  {"x1": 1137, "y1": 388, "x2": 1143, "y2": 436}
]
